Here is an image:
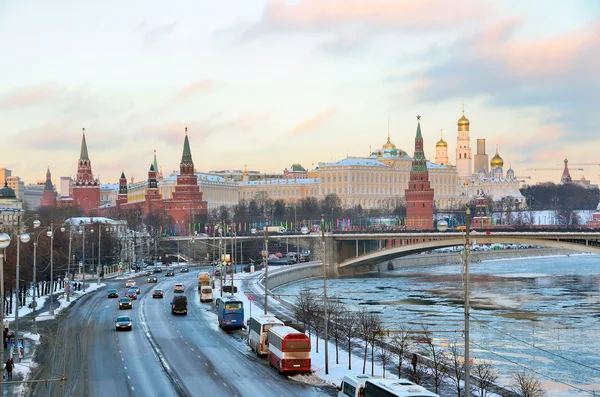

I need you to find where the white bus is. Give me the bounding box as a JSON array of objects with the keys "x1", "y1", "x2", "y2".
[
  {"x1": 247, "y1": 315, "x2": 284, "y2": 355},
  {"x1": 363, "y1": 378, "x2": 439, "y2": 397}
]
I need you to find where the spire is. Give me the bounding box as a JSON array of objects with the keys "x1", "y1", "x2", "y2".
[
  {"x1": 80, "y1": 127, "x2": 89, "y2": 160},
  {"x1": 120, "y1": 170, "x2": 126, "y2": 179},
  {"x1": 44, "y1": 167, "x2": 53, "y2": 191},
  {"x1": 416, "y1": 115, "x2": 422, "y2": 138},
  {"x1": 388, "y1": 116, "x2": 390, "y2": 141},
  {"x1": 561, "y1": 157, "x2": 572, "y2": 184},
  {"x1": 181, "y1": 128, "x2": 193, "y2": 165},
  {"x1": 411, "y1": 115, "x2": 427, "y2": 173}
]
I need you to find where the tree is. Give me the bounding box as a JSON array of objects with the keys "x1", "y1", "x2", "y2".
[
  {"x1": 389, "y1": 324, "x2": 413, "y2": 378},
  {"x1": 473, "y1": 359, "x2": 498, "y2": 397},
  {"x1": 311, "y1": 301, "x2": 325, "y2": 353},
  {"x1": 233, "y1": 199, "x2": 248, "y2": 222},
  {"x1": 421, "y1": 326, "x2": 447, "y2": 394},
  {"x1": 340, "y1": 310, "x2": 359, "y2": 370},
  {"x1": 508, "y1": 371, "x2": 545, "y2": 397},
  {"x1": 329, "y1": 299, "x2": 345, "y2": 365},
  {"x1": 375, "y1": 338, "x2": 393, "y2": 378},
  {"x1": 446, "y1": 340, "x2": 467, "y2": 397},
  {"x1": 293, "y1": 289, "x2": 317, "y2": 338},
  {"x1": 272, "y1": 199, "x2": 286, "y2": 221},
  {"x1": 356, "y1": 308, "x2": 382, "y2": 375},
  {"x1": 299, "y1": 196, "x2": 320, "y2": 220}
]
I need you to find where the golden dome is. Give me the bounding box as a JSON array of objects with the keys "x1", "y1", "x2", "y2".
[
  {"x1": 436, "y1": 129, "x2": 447, "y2": 147},
  {"x1": 490, "y1": 148, "x2": 504, "y2": 168},
  {"x1": 457, "y1": 112, "x2": 470, "y2": 126},
  {"x1": 382, "y1": 135, "x2": 396, "y2": 149}
]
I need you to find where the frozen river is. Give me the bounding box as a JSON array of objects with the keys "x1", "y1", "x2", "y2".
[{"x1": 273, "y1": 254, "x2": 600, "y2": 396}]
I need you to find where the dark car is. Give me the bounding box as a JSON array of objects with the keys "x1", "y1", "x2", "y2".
[
  {"x1": 171, "y1": 295, "x2": 188, "y2": 315},
  {"x1": 130, "y1": 285, "x2": 141, "y2": 294},
  {"x1": 154, "y1": 266, "x2": 162, "y2": 273},
  {"x1": 107, "y1": 289, "x2": 119, "y2": 298},
  {"x1": 152, "y1": 289, "x2": 164, "y2": 299},
  {"x1": 119, "y1": 297, "x2": 132, "y2": 309},
  {"x1": 146, "y1": 269, "x2": 154, "y2": 276},
  {"x1": 115, "y1": 316, "x2": 133, "y2": 331},
  {"x1": 165, "y1": 269, "x2": 175, "y2": 277},
  {"x1": 180, "y1": 266, "x2": 189, "y2": 273},
  {"x1": 126, "y1": 290, "x2": 137, "y2": 300},
  {"x1": 147, "y1": 275, "x2": 158, "y2": 283}
]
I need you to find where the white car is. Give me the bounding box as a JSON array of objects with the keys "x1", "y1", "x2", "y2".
[
  {"x1": 173, "y1": 283, "x2": 185, "y2": 293},
  {"x1": 125, "y1": 279, "x2": 136, "y2": 288}
]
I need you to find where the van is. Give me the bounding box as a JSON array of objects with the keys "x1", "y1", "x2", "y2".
[
  {"x1": 337, "y1": 374, "x2": 373, "y2": 397},
  {"x1": 200, "y1": 286, "x2": 213, "y2": 302},
  {"x1": 171, "y1": 295, "x2": 188, "y2": 315}
]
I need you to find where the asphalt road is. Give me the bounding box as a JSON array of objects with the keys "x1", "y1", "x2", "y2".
[{"x1": 29, "y1": 268, "x2": 335, "y2": 397}]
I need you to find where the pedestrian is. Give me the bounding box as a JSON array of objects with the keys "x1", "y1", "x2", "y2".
[
  {"x1": 5, "y1": 357, "x2": 13, "y2": 380},
  {"x1": 3, "y1": 328, "x2": 8, "y2": 349},
  {"x1": 411, "y1": 353, "x2": 418, "y2": 372}
]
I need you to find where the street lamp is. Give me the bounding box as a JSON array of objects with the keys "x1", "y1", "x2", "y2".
[
  {"x1": 32, "y1": 223, "x2": 49, "y2": 315},
  {"x1": 79, "y1": 222, "x2": 87, "y2": 292},
  {"x1": 0, "y1": 232, "x2": 11, "y2": 393},
  {"x1": 463, "y1": 204, "x2": 472, "y2": 397},
  {"x1": 321, "y1": 214, "x2": 329, "y2": 374},
  {"x1": 47, "y1": 221, "x2": 64, "y2": 316},
  {"x1": 263, "y1": 222, "x2": 269, "y2": 315},
  {"x1": 218, "y1": 225, "x2": 223, "y2": 297}
]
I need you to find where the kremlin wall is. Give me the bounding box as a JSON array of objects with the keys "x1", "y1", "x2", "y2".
[{"x1": 1, "y1": 109, "x2": 539, "y2": 230}]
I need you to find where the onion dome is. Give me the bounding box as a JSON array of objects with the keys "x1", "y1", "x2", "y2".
[
  {"x1": 382, "y1": 135, "x2": 396, "y2": 149},
  {"x1": 436, "y1": 130, "x2": 447, "y2": 147},
  {"x1": 0, "y1": 181, "x2": 16, "y2": 198},
  {"x1": 490, "y1": 148, "x2": 504, "y2": 168},
  {"x1": 458, "y1": 107, "x2": 470, "y2": 127}
]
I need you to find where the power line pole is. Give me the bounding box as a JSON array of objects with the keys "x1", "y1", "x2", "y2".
[{"x1": 464, "y1": 203, "x2": 472, "y2": 397}]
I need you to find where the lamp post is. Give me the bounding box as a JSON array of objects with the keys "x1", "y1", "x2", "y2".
[
  {"x1": 79, "y1": 222, "x2": 86, "y2": 292},
  {"x1": 218, "y1": 225, "x2": 223, "y2": 297},
  {"x1": 63, "y1": 226, "x2": 72, "y2": 302},
  {"x1": 464, "y1": 204, "x2": 472, "y2": 397},
  {"x1": 321, "y1": 214, "x2": 329, "y2": 374},
  {"x1": 47, "y1": 222, "x2": 57, "y2": 316},
  {"x1": 0, "y1": 232, "x2": 11, "y2": 393},
  {"x1": 263, "y1": 222, "x2": 269, "y2": 315},
  {"x1": 32, "y1": 223, "x2": 48, "y2": 314}
]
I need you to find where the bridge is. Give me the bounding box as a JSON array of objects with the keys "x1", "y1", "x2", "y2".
[{"x1": 163, "y1": 231, "x2": 600, "y2": 276}]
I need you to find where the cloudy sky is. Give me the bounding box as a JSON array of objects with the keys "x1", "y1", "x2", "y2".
[{"x1": 1, "y1": 0, "x2": 599, "y2": 189}]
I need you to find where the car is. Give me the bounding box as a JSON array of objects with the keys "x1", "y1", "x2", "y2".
[
  {"x1": 147, "y1": 275, "x2": 158, "y2": 283},
  {"x1": 165, "y1": 269, "x2": 175, "y2": 277},
  {"x1": 180, "y1": 266, "x2": 189, "y2": 273},
  {"x1": 115, "y1": 315, "x2": 133, "y2": 331},
  {"x1": 152, "y1": 289, "x2": 164, "y2": 299},
  {"x1": 125, "y1": 279, "x2": 136, "y2": 287},
  {"x1": 107, "y1": 289, "x2": 119, "y2": 298},
  {"x1": 173, "y1": 283, "x2": 185, "y2": 293},
  {"x1": 154, "y1": 266, "x2": 162, "y2": 273},
  {"x1": 146, "y1": 269, "x2": 154, "y2": 276},
  {"x1": 126, "y1": 290, "x2": 137, "y2": 300},
  {"x1": 130, "y1": 285, "x2": 141, "y2": 294},
  {"x1": 119, "y1": 297, "x2": 132, "y2": 309}
]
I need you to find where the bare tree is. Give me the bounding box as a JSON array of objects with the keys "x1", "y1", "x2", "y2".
[
  {"x1": 311, "y1": 301, "x2": 324, "y2": 353},
  {"x1": 508, "y1": 371, "x2": 545, "y2": 397},
  {"x1": 293, "y1": 289, "x2": 317, "y2": 337},
  {"x1": 421, "y1": 326, "x2": 447, "y2": 394},
  {"x1": 375, "y1": 338, "x2": 393, "y2": 378},
  {"x1": 328, "y1": 299, "x2": 345, "y2": 365},
  {"x1": 389, "y1": 324, "x2": 413, "y2": 377},
  {"x1": 446, "y1": 340, "x2": 466, "y2": 397},
  {"x1": 357, "y1": 308, "x2": 382, "y2": 375},
  {"x1": 340, "y1": 310, "x2": 359, "y2": 370},
  {"x1": 473, "y1": 359, "x2": 498, "y2": 397}
]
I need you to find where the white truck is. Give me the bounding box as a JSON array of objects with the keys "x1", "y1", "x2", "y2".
[
  {"x1": 264, "y1": 226, "x2": 286, "y2": 234},
  {"x1": 200, "y1": 285, "x2": 213, "y2": 302}
]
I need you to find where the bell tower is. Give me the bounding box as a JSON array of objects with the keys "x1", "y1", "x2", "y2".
[{"x1": 455, "y1": 105, "x2": 472, "y2": 178}]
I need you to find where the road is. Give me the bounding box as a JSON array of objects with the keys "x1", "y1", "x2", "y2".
[{"x1": 29, "y1": 267, "x2": 335, "y2": 397}]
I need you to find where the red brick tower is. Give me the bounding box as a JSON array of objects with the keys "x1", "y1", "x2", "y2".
[
  {"x1": 405, "y1": 116, "x2": 434, "y2": 230},
  {"x1": 471, "y1": 190, "x2": 492, "y2": 228},
  {"x1": 164, "y1": 128, "x2": 207, "y2": 234},
  {"x1": 145, "y1": 163, "x2": 163, "y2": 213},
  {"x1": 116, "y1": 170, "x2": 128, "y2": 208},
  {"x1": 71, "y1": 128, "x2": 100, "y2": 214},
  {"x1": 40, "y1": 167, "x2": 57, "y2": 208}
]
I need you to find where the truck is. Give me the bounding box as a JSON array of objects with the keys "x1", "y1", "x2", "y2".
[
  {"x1": 263, "y1": 226, "x2": 286, "y2": 234},
  {"x1": 197, "y1": 272, "x2": 212, "y2": 291},
  {"x1": 200, "y1": 285, "x2": 213, "y2": 302}
]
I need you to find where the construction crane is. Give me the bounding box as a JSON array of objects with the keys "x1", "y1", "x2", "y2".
[
  {"x1": 527, "y1": 167, "x2": 584, "y2": 171},
  {"x1": 514, "y1": 176, "x2": 531, "y2": 179}
]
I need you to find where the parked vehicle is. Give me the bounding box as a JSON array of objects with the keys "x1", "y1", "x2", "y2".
[
  {"x1": 247, "y1": 315, "x2": 284, "y2": 355},
  {"x1": 199, "y1": 286, "x2": 213, "y2": 302},
  {"x1": 216, "y1": 296, "x2": 244, "y2": 329},
  {"x1": 171, "y1": 295, "x2": 188, "y2": 315},
  {"x1": 267, "y1": 326, "x2": 310, "y2": 373},
  {"x1": 197, "y1": 272, "x2": 211, "y2": 291}
]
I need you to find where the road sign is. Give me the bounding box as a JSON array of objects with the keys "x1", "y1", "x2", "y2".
[{"x1": 247, "y1": 294, "x2": 254, "y2": 301}]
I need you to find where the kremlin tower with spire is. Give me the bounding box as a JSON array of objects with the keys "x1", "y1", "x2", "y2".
[
  {"x1": 405, "y1": 116, "x2": 434, "y2": 230},
  {"x1": 70, "y1": 128, "x2": 100, "y2": 214},
  {"x1": 40, "y1": 167, "x2": 57, "y2": 208}
]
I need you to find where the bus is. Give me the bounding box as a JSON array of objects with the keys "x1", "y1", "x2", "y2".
[
  {"x1": 216, "y1": 296, "x2": 245, "y2": 330},
  {"x1": 267, "y1": 326, "x2": 311, "y2": 374},
  {"x1": 363, "y1": 378, "x2": 439, "y2": 397},
  {"x1": 247, "y1": 315, "x2": 285, "y2": 355}
]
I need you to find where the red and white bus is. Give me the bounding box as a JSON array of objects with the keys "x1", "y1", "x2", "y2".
[{"x1": 267, "y1": 326, "x2": 311, "y2": 374}]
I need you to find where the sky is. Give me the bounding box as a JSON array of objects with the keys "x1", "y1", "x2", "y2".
[{"x1": 1, "y1": 0, "x2": 599, "y2": 187}]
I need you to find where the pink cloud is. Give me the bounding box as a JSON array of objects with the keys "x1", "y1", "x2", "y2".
[
  {"x1": 0, "y1": 86, "x2": 56, "y2": 107},
  {"x1": 289, "y1": 109, "x2": 337, "y2": 135},
  {"x1": 259, "y1": 0, "x2": 490, "y2": 31},
  {"x1": 168, "y1": 79, "x2": 214, "y2": 103}
]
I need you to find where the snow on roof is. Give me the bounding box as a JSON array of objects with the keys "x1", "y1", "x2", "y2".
[
  {"x1": 240, "y1": 178, "x2": 318, "y2": 186},
  {"x1": 100, "y1": 183, "x2": 118, "y2": 190},
  {"x1": 64, "y1": 217, "x2": 125, "y2": 225},
  {"x1": 320, "y1": 158, "x2": 389, "y2": 168}
]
